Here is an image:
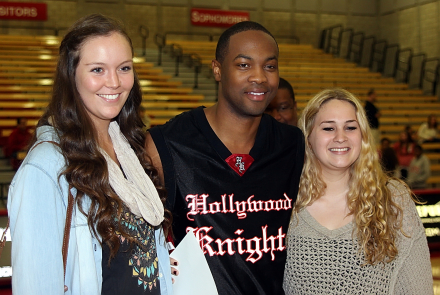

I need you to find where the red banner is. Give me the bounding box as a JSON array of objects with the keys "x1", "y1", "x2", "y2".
[
  {"x1": 0, "y1": 2, "x2": 47, "y2": 21},
  {"x1": 191, "y1": 8, "x2": 249, "y2": 28}
]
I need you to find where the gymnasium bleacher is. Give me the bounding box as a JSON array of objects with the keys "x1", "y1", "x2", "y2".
[
  {"x1": 0, "y1": 25, "x2": 439, "y2": 293},
  {"x1": 0, "y1": 36, "x2": 219, "y2": 127},
  {"x1": 0, "y1": 34, "x2": 216, "y2": 194},
  {"x1": 0, "y1": 34, "x2": 439, "y2": 190},
  {"x1": 164, "y1": 39, "x2": 440, "y2": 188}
]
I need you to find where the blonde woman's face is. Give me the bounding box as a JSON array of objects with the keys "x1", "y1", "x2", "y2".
[{"x1": 308, "y1": 99, "x2": 362, "y2": 175}]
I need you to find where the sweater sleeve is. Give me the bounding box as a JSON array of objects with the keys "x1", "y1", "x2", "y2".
[
  {"x1": 389, "y1": 181, "x2": 433, "y2": 294},
  {"x1": 394, "y1": 228, "x2": 433, "y2": 294}
]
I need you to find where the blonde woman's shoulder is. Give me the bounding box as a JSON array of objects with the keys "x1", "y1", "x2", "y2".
[
  {"x1": 387, "y1": 178, "x2": 424, "y2": 236},
  {"x1": 387, "y1": 179, "x2": 412, "y2": 205}
]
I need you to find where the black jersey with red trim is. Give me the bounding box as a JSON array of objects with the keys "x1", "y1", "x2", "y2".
[{"x1": 150, "y1": 107, "x2": 304, "y2": 295}]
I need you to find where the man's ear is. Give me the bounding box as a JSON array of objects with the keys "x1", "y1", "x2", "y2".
[{"x1": 212, "y1": 59, "x2": 221, "y2": 82}]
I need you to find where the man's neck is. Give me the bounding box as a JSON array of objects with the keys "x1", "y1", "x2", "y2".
[{"x1": 204, "y1": 104, "x2": 262, "y2": 154}]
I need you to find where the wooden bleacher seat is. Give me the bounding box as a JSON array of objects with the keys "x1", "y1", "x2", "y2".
[
  {"x1": 431, "y1": 164, "x2": 440, "y2": 172},
  {"x1": 2, "y1": 36, "x2": 440, "y2": 185},
  {"x1": 286, "y1": 76, "x2": 395, "y2": 84},
  {"x1": 141, "y1": 87, "x2": 195, "y2": 94},
  {"x1": 0, "y1": 60, "x2": 57, "y2": 67},
  {"x1": 280, "y1": 67, "x2": 370, "y2": 73},
  {"x1": 0, "y1": 49, "x2": 54, "y2": 55},
  {"x1": 427, "y1": 176, "x2": 440, "y2": 186},
  {"x1": 0, "y1": 93, "x2": 205, "y2": 101},
  {"x1": 289, "y1": 82, "x2": 408, "y2": 90},
  {"x1": 427, "y1": 153, "x2": 440, "y2": 161},
  {"x1": 0, "y1": 54, "x2": 58, "y2": 61},
  {"x1": 292, "y1": 88, "x2": 423, "y2": 97},
  {"x1": 0, "y1": 35, "x2": 214, "y2": 163},
  {"x1": 162, "y1": 39, "x2": 440, "y2": 190},
  {"x1": 0, "y1": 72, "x2": 54, "y2": 79},
  {"x1": 0, "y1": 93, "x2": 51, "y2": 100},
  {"x1": 1, "y1": 128, "x2": 34, "y2": 138},
  {"x1": 0, "y1": 78, "x2": 182, "y2": 88},
  {"x1": 0, "y1": 102, "x2": 48, "y2": 109},
  {"x1": 142, "y1": 94, "x2": 204, "y2": 101},
  {"x1": 377, "y1": 102, "x2": 440, "y2": 109},
  {"x1": 0, "y1": 110, "x2": 43, "y2": 118},
  {"x1": 0, "y1": 85, "x2": 195, "y2": 94},
  {"x1": 142, "y1": 101, "x2": 215, "y2": 109},
  {"x1": 380, "y1": 109, "x2": 437, "y2": 116},
  {"x1": 422, "y1": 143, "x2": 440, "y2": 151},
  {"x1": 283, "y1": 72, "x2": 383, "y2": 79}
]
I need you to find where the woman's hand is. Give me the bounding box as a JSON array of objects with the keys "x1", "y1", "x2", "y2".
[{"x1": 170, "y1": 257, "x2": 179, "y2": 283}]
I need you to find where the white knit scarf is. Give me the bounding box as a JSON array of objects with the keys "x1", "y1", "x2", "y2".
[{"x1": 100, "y1": 121, "x2": 164, "y2": 226}]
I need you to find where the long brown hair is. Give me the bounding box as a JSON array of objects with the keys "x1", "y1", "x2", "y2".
[{"x1": 33, "y1": 14, "x2": 172, "y2": 259}]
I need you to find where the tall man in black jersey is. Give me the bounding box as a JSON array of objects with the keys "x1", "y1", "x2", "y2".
[{"x1": 146, "y1": 21, "x2": 304, "y2": 295}]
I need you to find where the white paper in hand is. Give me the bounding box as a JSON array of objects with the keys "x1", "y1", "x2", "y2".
[{"x1": 169, "y1": 230, "x2": 218, "y2": 295}]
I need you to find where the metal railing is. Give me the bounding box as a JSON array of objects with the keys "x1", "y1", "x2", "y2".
[
  {"x1": 396, "y1": 48, "x2": 413, "y2": 84},
  {"x1": 320, "y1": 24, "x2": 343, "y2": 54},
  {"x1": 408, "y1": 53, "x2": 426, "y2": 88},
  {"x1": 371, "y1": 40, "x2": 387, "y2": 73},
  {"x1": 422, "y1": 58, "x2": 440, "y2": 95},
  {"x1": 348, "y1": 32, "x2": 364, "y2": 64},
  {"x1": 154, "y1": 34, "x2": 166, "y2": 66},
  {"x1": 360, "y1": 36, "x2": 375, "y2": 68},
  {"x1": 169, "y1": 43, "x2": 183, "y2": 77},
  {"x1": 321, "y1": 25, "x2": 440, "y2": 96},
  {"x1": 165, "y1": 31, "x2": 217, "y2": 42},
  {"x1": 139, "y1": 25, "x2": 149, "y2": 57},
  {"x1": 188, "y1": 53, "x2": 202, "y2": 89},
  {"x1": 382, "y1": 44, "x2": 399, "y2": 77},
  {"x1": 339, "y1": 28, "x2": 354, "y2": 59}
]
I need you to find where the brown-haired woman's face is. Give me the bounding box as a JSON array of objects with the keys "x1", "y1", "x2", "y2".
[{"x1": 75, "y1": 32, "x2": 134, "y2": 128}]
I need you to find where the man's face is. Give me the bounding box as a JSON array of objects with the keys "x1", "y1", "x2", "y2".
[
  {"x1": 265, "y1": 88, "x2": 297, "y2": 126},
  {"x1": 212, "y1": 30, "x2": 279, "y2": 118},
  {"x1": 18, "y1": 119, "x2": 27, "y2": 131}
]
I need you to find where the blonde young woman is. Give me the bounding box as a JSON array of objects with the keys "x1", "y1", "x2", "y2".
[{"x1": 283, "y1": 89, "x2": 433, "y2": 294}]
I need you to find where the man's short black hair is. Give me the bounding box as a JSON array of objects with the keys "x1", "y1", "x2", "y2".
[
  {"x1": 380, "y1": 137, "x2": 390, "y2": 144},
  {"x1": 278, "y1": 77, "x2": 295, "y2": 102},
  {"x1": 367, "y1": 88, "x2": 375, "y2": 96},
  {"x1": 215, "y1": 21, "x2": 277, "y2": 63},
  {"x1": 414, "y1": 144, "x2": 423, "y2": 153}
]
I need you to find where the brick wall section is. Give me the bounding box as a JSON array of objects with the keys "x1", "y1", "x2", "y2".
[
  {"x1": 1, "y1": 0, "x2": 437, "y2": 58},
  {"x1": 348, "y1": 15, "x2": 379, "y2": 37},
  {"x1": 380, "y1": 1, "x2": 440, "y2": 59},
  {"x1": 262, "y1": 11, "x2": 292, "y2": 37},
  {"x1": 0, "y1": 0, "x2": 377, "y2": 50},
  {"x1": 293, "y1": 13, "x2": 319, "y2": 46},
  {"x1": 420, "y1": 2, "x2": 439, "y2": 58}
]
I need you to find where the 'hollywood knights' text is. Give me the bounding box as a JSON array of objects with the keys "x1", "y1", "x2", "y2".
[{"x1": 186, "y1": 193, "x2": 292, "y2": 220}]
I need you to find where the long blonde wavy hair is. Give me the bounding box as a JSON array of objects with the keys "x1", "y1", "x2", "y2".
[{"x1": 296, "y1": 88, "x2": 404, "y2": 265}]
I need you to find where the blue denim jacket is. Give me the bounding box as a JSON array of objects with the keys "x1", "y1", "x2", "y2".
[{"x1": 7, "y1": 126, "x2": 173, "y2": 295}]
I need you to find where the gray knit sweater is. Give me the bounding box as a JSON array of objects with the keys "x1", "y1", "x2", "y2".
[{"x1": 283, "y1": 180, "x2": 433, "y2": 294}]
